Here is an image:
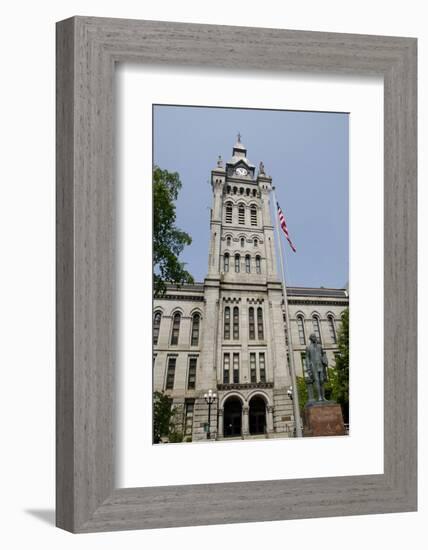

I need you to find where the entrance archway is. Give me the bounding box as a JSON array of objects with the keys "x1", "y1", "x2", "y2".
[
  {"x1": 223, "y1": 397, "x2": 242, "y2": 437},
  {"x1": 249, "y1": 396, "x2": 266, "y2": 435}
]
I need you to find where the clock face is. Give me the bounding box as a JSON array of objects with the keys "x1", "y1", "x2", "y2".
[{"x1": 235, "y1": 167, "x2": 248, "y2": 176}]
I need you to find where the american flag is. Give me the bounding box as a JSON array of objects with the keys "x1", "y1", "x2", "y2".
[{"x1": 277, "y1": 202, "x2": 296, "y2": 253}]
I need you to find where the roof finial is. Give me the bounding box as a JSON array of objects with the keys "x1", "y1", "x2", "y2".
[
  {"x1": 217, "y1": 155, "x2": 224, "y2": 168},
  {"x1": 237, "y1": 132, "x2": 241, "y2": 143}
]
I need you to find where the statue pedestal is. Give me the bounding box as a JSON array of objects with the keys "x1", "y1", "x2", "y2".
[{"x1": 303, "y1": 402, "x2": 346, "y2": 437}]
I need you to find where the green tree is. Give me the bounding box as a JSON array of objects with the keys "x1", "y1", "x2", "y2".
[
  {"x1": 153, "y1": 391, "x2": 184, "y2": 444},
  {"x1": 325, "y1": 308, "x2": 349, "y2": 422},
  {"x1": 152, "y1": 391, "x2": 174, "y2": 443},
  {"x1": 296, "y1": 375, "x2": 308, "y2": 416},
  {"x1": 153, "y1": 166, "x2": 194, "y2": 296}
]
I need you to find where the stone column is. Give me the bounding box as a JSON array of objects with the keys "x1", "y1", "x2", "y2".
[
  {"x1": 267, "y1": 405, "x2": 274, "y2": 433},
  {"x1": 218, "y1": 408, "x2": 224, "y2": 438},
  {"x1": 242, "y1": 406, "x2": 249, "y2": 436}
]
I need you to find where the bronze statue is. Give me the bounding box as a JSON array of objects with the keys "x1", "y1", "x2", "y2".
[{"x1": 305, "y1": 333, "x2": 329, "y2": 402}]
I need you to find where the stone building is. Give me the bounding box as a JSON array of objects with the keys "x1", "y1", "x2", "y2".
[{"x1": 153, "y1": 137, "x2": 348, "y2": 441}]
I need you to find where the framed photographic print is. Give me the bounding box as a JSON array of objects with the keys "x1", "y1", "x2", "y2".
[{"x1": 56, "y1": 17, "x2": 417, "y2": 532}]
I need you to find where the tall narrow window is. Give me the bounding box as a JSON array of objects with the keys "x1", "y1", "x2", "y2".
[
  {"x1": 257, "y1": 307, "x2": 264, "y2": 339},
  {"x1": 224, "y1": 307, "x2": 231, "y2": 340},
  {"x1": 312, "y1": 315, "x2": 322, "y2": 343},
  {"x1": 245, "y1": 255, "x2": 251, "y2": 273},
  {"x1": 235, "y1": 254, "x2": 240, "y2": 273},
  {"x1": 225, "y1": 202, "x2": 232, "y2": 223},
  {"x1": 191, "y1": 313, "x2": 200, "y2": 346},
  {"x1": 248, "y1": 307, "x2": 255, "y2": 340},
  {"x1": 254, "y1": 238, "x2": 258, "y2": 247},
  {"x1": 255, "y1": 255, "x2": 261, "y2": 274},
  {"x1": 250, "y1": 205, "x2": 257, "y2": 226},
  {"x1": 250, "y1": 353, "x2": 257, "y2": 383},
  {"x1": 240, "y1": 237, "x2": 245, "y2": 247},
  {"x1": 184, "y1": 400, "x2": 194, "y2": 436},
  {"x1": 226, "y1": 236, "x2": 231, "y2": 247},
  {"x1": 165, "y1": 357, "x2": 176, "y2": 389},
  {"x1": 233, "y1": 307, "x2": 239, "y2": 340},
  {"x1": 238, "y1": 204, "x2": 245, "y2": 224},
  {"x1": 153, "y1": 311, "x2": 161, "y2": 345},
  {"x1": 327, "y1": 315, "x2": 337, "y2": 343},
  {"x1": 170, "y1": 313, "x2": 181, "y2": 345},
  {"x1": 223, "y1": 353, "x2": 230, "y2": 383},
  {"x1": 224, "y1": 253, "x2": 229, "y2": 272},
  {"x1": 301, "y1": 352, "x2": 306, "y2": 374},
  {"x1": 187, "y1": 357, "x2": 197, "y2": 389},
  {"x1": 233, "y1": 353, "x2": 240, "y2": 383},
  {"x1": 297, "y1": 315, "x2": 306, "y2": 345},
  {"x1": 259, "y1": 353, "x2": 266, "y2": 383}
]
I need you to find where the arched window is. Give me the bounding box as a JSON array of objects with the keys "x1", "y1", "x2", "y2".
[
  {"x1": 238, "y1": 204, "x2": 245, "y2": 224},
  {"x1": 226, "y1": 185, "x2": 231, "y2": 194},
  {"x1": 153, "y1": 311, "x2": 162, "y2": 345},
  {"x1": 327, "y1": 314, "x2": 337, "y2": 344},
  {"x1": 250, "y1": 205, "x2": 257, "y2": 226},
  {"x1": 257, "y1": 307, "x2": 264, "y2": 339},
  {"x1": 191, "y1": 313, "x2": 200, "y2": 346},
  {"x1": 249, "y1": 307, "x2": 255, "y2": 340},
  {"x1": 170, "y1": 312, "x2": 181, "y2": 345},
  {"x1": 246, "y1": 188, "x2": 250, "y2": 196},
  {"x1": 226, "y1": 236, "x2": 231, "y2": 247},
  {"x1": 224, "y1": 253, "x2": 229, "y2": 272},
  {"x1": 233, "y1": 307, "x2": 239, "y2": 339},
  {"x1": 297, "y1": 315, "x2": 306, "y2": 345},
  {"x1": 252, "y1": 189, "x2": 257, "y2": 197},
  {"x1": 254, "y1": 238, "x2": 258, "y2": 247},
  {"x1": 225, "y1": 202, "x2": 233, "y2": 223},
  {"x1": 233, "y1": 186, "x2": 237, "y2": 194},
  {"x1": 224, "y1": 307, "x2": 231, "y2": 340},
  {"x1": 245, "y1": 255, "x2": 251, "y2": 273},
  {"x1": 240, "y1": 237, "x2": 245, "y2": 248},
  {"x1": 235, "y1": 254, "x2": 240, "y2": 273},
  {"x1": 239, "y1": 187, "x2": 244, "y2": 195},
  {"x1": 255, "y1": 255, "x2": 261, "y2": 274},
  {"x1": 312, "y1": 315, "x2": 322, "y2": 343}
]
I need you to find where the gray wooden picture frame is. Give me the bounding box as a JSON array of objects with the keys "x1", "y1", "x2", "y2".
[{"x1": 56, "y1": 16, "x2": 417, "y2": 533}]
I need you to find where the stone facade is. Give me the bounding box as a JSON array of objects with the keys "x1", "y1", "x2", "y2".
[{"x1": 153, "y1": 138, "x2": 349, "y2": 441}]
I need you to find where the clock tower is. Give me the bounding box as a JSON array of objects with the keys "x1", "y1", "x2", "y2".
[{"x1": 196, "y1": 135, "x2": 294, "y2": 439}]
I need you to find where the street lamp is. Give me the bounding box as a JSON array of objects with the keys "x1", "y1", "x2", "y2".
[{"x1": 204, "y1": 389, "x2": 217, "y2": 439}]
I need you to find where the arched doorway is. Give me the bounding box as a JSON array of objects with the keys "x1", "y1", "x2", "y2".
[
  {"x1": 249, "y1": 396, "x2": 266, "y2": 435},
  {"x1": 223, "y1": 397, "x2": 242, "y2": 437}
]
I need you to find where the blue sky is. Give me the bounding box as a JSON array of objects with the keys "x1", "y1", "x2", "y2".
[{"x1": 153, "y1": 105, "x2": 348, "y2": 288}]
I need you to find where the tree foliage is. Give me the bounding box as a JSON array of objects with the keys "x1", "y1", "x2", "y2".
[
  {"x1": 153, "y1": 166, "x2": 194, "y2": 296},
  {"x1": 153, "y1": 391, "x2": 173, "y2": 443},
  {"x1": 152, "y1": 391, "x2": 184, "y2": 444},
  {"x1": 325, "y1": 307, "x2": 349, "y2": 422},
  {"x1": 296, "y1": 375, "x2": 308, "y2": 415}
]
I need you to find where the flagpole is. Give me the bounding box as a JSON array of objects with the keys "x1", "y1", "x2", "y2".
[{"x1": 272, "y1": 186, "x2": 303, "y2": 438}]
